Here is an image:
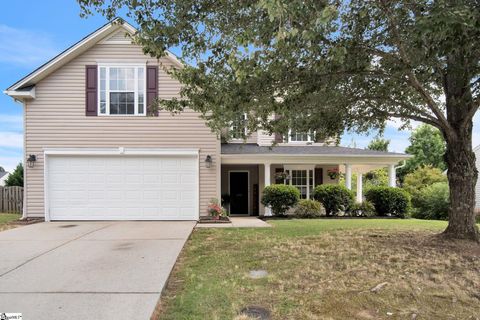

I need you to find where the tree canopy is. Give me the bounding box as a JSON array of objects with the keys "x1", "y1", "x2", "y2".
[
  {"x1": 367, "y1": 137, "x2": 390, "y2": 152},
  {"x1": 78, "y1": 0, "x2": 480, "y2": 240},
  {"x1": 5, "y1": 163, "x2": 23, "y2": 187},
  {"x1": 400, "y1": 124, "x2": 446, "y2": 178}
]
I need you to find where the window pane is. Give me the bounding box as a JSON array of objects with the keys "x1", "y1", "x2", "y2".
[
  {"x1": 100, "y1": 67, "x2": 106, "y2": 80},
  {"x1": 126, "y1": 79, "x2": 135, "y2": 91},
  {"x1": 138, "y1": 68, "x2": 144, "y2": 90},
  {"x1": 126, "y1": 68, "x2": 134, "y2": 79},
  {"x1": 110, "y1": 79, "x2": 117, "y2": 90},
  {"x1": 118, "y1": 79, "x2": 126, "y2": 90},
  {"x1": 110, "y1": 68, "x2": 117, "y2": 79},
  {"x1": 138, "y1": 103, "x2": 144, "y2": 114},
  {"x1": 126, "y1": 103, "x2": 135, "y2": 114},
  {"x1": 110, "y1": 92, "x2": 134, "y2": 115}
]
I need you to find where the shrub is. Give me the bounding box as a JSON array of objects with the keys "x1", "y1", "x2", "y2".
[
  {"x1": 261, "y1": 184, "x2": 300, "y2": 216},
  {"x1": 365, "y1": 186, "x2": 410, "y2": 218},
  {"x1": 412, "y1": 182, "x2": 449, "y2": 220},
  {"x1": 348, "y1": 201, "x2": 376, "y2": 217},
  {"x1": 403, "y1": 166, "x2": 447, "y2": 204},
  {"x1": 294, "y1": 199, "x2": 325, "y2": 218},
  {"x1": 312, "y1": 184, "x2": 354, "y2": 216}
]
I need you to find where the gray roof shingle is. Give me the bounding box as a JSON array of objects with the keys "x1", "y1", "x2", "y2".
[{"x1": 221, "y1": 143, "x2": 407, "y2": 156}]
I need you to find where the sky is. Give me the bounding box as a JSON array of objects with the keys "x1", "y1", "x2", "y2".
[{"x1": 1, "y1": 1, "x2": 479, "y2": 172}]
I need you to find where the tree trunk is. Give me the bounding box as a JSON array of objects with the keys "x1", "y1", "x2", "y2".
[
  {"x1": 442, "y1": 45, "x2": 480, "y2": 242},
  {"x1": 443, "y1": 126, "x2": 479, "y2": 242}
]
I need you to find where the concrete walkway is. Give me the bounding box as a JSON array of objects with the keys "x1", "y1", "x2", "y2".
[
  {"x1": 196, "y1": 216, "x2": 271, "y2": 228},
  {"x1": 0, "y1": 221, "x2": 195, "y2": 320}
]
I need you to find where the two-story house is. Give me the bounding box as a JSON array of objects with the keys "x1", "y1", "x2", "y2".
[{"x1": 5, "y1": 20, "x2": 409, "y2": 221}]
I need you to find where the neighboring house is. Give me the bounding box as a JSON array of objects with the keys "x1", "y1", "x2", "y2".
[
  {"x1": 474, "y1": 145, "x2": 480, "y2": 213},
  {"x1": 4, "y1": 19, "x2": 410, "y2": 221},
  {"x1": 0, "y1": 171, "x2": 10, "y2": 186}
]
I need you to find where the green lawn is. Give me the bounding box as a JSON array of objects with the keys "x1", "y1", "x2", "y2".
[
  {"x1": 157, "y1": 219, "x2": 480, "y2": 320},
  {"x1": 0, "y1": 213, "x2": 21, "y2": 232}
]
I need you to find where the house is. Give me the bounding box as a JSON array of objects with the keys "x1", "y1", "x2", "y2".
[
  {"x1": 0, "y1": 171, "x2": 10, "y2": 186},
  {"x1": 474, "y1": 145, "x2": 480, "y2": 213},
  {"x1": 4, "y1": 19, "x2": 410, "y2": 221}
]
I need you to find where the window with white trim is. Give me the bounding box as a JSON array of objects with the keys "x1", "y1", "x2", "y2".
[
  {"x1": 288, "y1": 129, "x2": 314, "y2": 142},
  {"x1": 98, "y1": 65, "x2": 146, "y2": 116},
  {"x1": 230, "y1": 113, "x2": 247, "y2": 139},
  {"x1": 284, "y1": 167, "x2": 315, "y2": 199}
]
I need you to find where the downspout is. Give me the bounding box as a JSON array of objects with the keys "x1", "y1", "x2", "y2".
[
  {"x1": 394, "y1": 160, "x2": 406, "y2": 187},
  {"x1": 395, "y1": 160, "x2": 406, "y2": 171}
]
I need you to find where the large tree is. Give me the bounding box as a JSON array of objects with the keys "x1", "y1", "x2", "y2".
[{"x1": 78, "y1": 0, "x2": 480, "y2": 241}]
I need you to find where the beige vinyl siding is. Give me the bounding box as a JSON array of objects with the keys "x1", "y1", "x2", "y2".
[
  {"x1": 229, "y1": 131, "x2": 258, "y2": 144},
  {"x1": 24, "y1": 42, "x2": 219, "y2": 218},
  {"x1": 257, "y1": 130, "x2": 274, "y2": 146}
]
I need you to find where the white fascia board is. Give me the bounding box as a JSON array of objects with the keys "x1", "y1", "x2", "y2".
[
  {"x1": 3, "y1": 87, "x2": 35, "y2": 100},
  {"x1": 44, "y1": 147, "x2": 199, "y2": 156}
]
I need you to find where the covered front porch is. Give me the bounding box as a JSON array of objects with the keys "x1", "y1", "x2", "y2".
[{"x1": 220, "y1": 144, "x2": 410, "y2": 216}]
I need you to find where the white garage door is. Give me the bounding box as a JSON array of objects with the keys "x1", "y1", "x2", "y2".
[{"x1": 46, "y1": 155, "x2": 198, "y2": 220}]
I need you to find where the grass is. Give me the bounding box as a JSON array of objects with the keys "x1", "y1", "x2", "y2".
[
  {"x1": 157, "y1": 219, "x2": 480, "y2": 320},
  {"x1": 0, "y1": 213, "x2": 21, "y2": 232}
]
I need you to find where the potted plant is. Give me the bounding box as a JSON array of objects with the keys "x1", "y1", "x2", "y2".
[{"x1": 199, "y1": 198, "x2": 231, "y2": 223}]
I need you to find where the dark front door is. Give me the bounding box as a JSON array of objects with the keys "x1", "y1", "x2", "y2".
[{"x1": 229, "y1": 171, "x2": 249, "y2": 215}]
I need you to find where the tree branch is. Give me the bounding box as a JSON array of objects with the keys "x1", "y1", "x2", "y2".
[{"x1": 377, "y1": 0, "x2": 451, "y2": 132}]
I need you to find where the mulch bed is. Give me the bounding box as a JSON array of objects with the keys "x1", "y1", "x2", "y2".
[
  {"x1": 197, "y1": 216, "x2": 231, "y2": 224},
  {"x1": 8, "y1": 217, "x2": 44, "y2": 225}
]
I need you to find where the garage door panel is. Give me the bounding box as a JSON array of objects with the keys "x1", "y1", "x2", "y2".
[{"x1": 47, "y1": 155, "x2": 198, "y2": 220}]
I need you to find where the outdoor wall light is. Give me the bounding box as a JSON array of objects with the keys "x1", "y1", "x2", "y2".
[
  {"x1": 205, "y1": 155, "x2": 213, "y2": 168},
  {"x1": 27, "y1": 154, "x2": 37, "y2": 168}
]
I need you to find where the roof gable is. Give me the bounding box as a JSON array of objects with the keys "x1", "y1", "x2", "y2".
[{"x1": 5, "y1": 18, "x2": 182, "y2": 93}]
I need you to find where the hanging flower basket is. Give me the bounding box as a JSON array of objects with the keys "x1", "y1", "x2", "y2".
[
  {"x1": 327, "y1": 168, "x2": 340, "y2": 180},
  {"x1": 274, "y1": 171, "x2": 290, "y2": 181}
]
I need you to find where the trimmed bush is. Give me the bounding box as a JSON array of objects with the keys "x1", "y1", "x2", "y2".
[
  {"x1": 412, "y1": 182, "x2": 449, "y2": 220},
  {"x1": 312, "y1": 184, "x2": 354, "y2": 216},
  {"x1": 294, "y1": 199, "x2": 325, "y2": 218},
  {"x1": 348, "y1": 201, "x2": 376, "y2": 217},
  {"x1": 403, "y1": 166, "x2": 447, "y2": 206},
  {"x1": 261, "y1": 184, "x2": 300, "y2": 216},
  {"x1": 365, "y1": 186, "x2": 410, "y2": 218}
]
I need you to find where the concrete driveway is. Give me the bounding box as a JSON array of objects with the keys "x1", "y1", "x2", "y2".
[{"x1": 0, "y1": 221, "x2": 195, "y2": 320}]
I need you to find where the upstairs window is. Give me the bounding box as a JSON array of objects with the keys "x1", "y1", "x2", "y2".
[
  {"x1": 230, "y1": 113, "x2": 247, "y2": 139},
  {"x1": 98, "y1": 65, "x2": 146, "y2": 116},
  {"x1": 288, "y1": 129, "x2": 313, "y2": 143}
]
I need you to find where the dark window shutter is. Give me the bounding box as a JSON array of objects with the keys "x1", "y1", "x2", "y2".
[
  {"x1": 274, "y1": 133, "x2": 284, "y2": 143},
  {"x1": 146, "y1": 66, "x2": 159, "y2": 116},
  {"x1": 314, "y1": 168, "x2": 323, "y2": 186},
  {"x1": 85, "y1": 65, "x2": 97, "y2": 116}
]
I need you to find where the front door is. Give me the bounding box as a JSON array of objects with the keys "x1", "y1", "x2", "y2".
[{"x1": 229, "y1": 171, "x2": 249, "y2": 215}]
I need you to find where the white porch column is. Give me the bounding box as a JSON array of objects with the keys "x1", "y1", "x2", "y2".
[
  {"x1": 345, "y1": 164, "x2": 352, "y2": 190},
  {"x1": 356, "y1": 173, "x2": 363, "y2": 203},
  {"x1": 264, "y1": 162, "x2": 272, "y2": 216},
  {"x1": 388, "y1": 164, "x2": 396, "y2": 187}
]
